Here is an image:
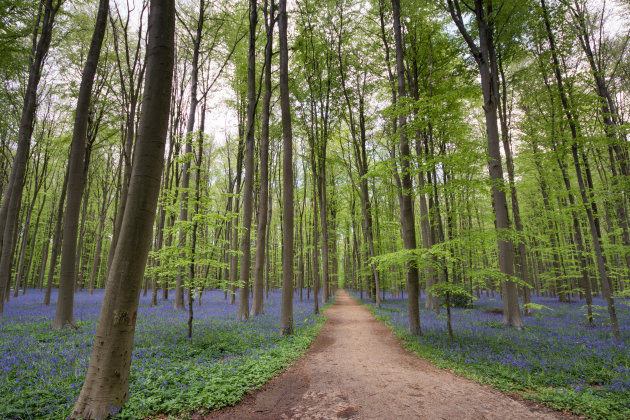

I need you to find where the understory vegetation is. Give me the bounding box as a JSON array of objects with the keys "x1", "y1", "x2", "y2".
[
  {"x1": 355, "y1": 293, "x2": 630, "y2": 420},
  {"x1": 1, "y1": 0, "x2": 630, "y2": 416},
  {"x1": 0, "y1": 290, "x2": 329, "y2": 419}
]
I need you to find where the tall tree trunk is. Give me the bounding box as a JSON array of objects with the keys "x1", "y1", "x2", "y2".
[
  {"x1": 53, "y1": 0, "x2": 109, "y2": 328},
  {"x1": 188, "y1": 102, "x2": 206, "y2": 339},
  {"x1": 392, "y1": 0, "x2": 421, "y2": 335},
  {"x1": 0, "y1": 0, "x2": 62, "y2": 315},
  {"x1": 251, "y1": 0, "x2": 275, "y2": 316},
  {"x1": 497, "y1": 60, "x2": 531, "y2": 314},
  {"x1": 278, "y1": 0, "x2": 294, "y2": 335},
  {"x1": 70, "y1": 0, "x2": 175, "y2": 415},
  {"x1": 337, "y1": 13, "x2": 381, "y2": 307},
  {"x1": 175, "y1": 0, "x2": 205, "y2": 310},
  {"x1": 311, "y1": 159, "x2": 320, "y2": 315},
  {"x1": 447, "y1": 0, "x2": 523, "y2": 327},
  {"x1": 237, "y1": 0, "x2": 257, "y2": 321},
  {"x1": 318, "y1": 163, "x2": 329, "y2": 304}
]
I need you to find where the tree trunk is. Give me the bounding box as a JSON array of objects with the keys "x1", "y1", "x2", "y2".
[
  {"x1": 312, "y1": 161, "x2": 320, "y2": 315},
  {"x1": 497, "y1": 60, "x2": 531, "y2": 313},
  {"x1": 237, "y1": 0, "x2": 257, "y2": 321},
  {"x1": 447, "y1": 0, "x2": 522, "y2": 327},
  {"x1": 38, "y1": 210, "x2": 55, "y2": 291},
  {"x1": 70, "y1": 0, "x2": 175, "y2": 415},
  {"x1": 392, "y1": 0, "x2": 421, "y2": 335},
  {"x1": 44, "y1": 164, "x2": 70, "y2": 305},
  {"x1": 175, "y1": 0, "x2": 205, "y2": 311},
  {"x1": 251, "y1": 0, "x2": 275, "y2": 316},
  {"x1": 53, "y1": 0, "x2": 109, "y2": 328},
  {"x1": 278, "y1": 0, "x2": 294, "y2": 335},
  {"x1": 0, "y1": 0, "x2": 61, "y2": 315}
]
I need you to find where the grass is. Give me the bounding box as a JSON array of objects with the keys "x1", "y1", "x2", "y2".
[
  {"x1": 0, "y1": 288, "x2": 330, "y2": 419},
  {"x1": 353, "y1": 291, "x2": 630, "y2": 420}
]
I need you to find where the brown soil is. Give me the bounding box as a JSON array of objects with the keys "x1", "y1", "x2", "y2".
[{"x1": 205, "y1": 290, "x2": 575, "y2": 420}]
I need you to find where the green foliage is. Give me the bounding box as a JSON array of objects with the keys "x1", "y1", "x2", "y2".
[{"x1": 428, "y1": 283, "x2": 473, "y2": 309}]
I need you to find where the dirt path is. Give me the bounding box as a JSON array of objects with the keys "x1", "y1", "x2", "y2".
[{"x1": 208, "y1": 290, "x2": 570, "y2": 420}]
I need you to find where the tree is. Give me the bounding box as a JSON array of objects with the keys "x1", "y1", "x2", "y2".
[
  {"x1": 251, "y1": 0, "x2": 275, "y2": 317},
  {"x1": 0, "y1": 0, "x2": 63, "y2": 316},
  {"x1": 539, "y1": 0, "x2": 620, "y2": 339},
  {"x1": 447, "y1": 0, "x2": 523, "y2": 328},
  {"x1": 237, "y1": 0, "x2": 257, "y2": 321},
  {"x1": 174, "y1": 0, "x2": 208, "y2": 311},
  {"x1": 53, "y1": 0, "x2": 109, "y2": 329},
  {"x1": 70, "y1": 0, "x2": 175, "y2": 415},
  {"x1": 278, "y1": 0, "x2": 294, "y2": 335},
  {"x1": 392, "y1": 0, "x2": 421, "y2": 335}
]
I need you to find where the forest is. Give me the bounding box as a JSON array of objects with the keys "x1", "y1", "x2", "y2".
[{"x1": 0, "y1": 0, "x2": 629, "y2": 418}]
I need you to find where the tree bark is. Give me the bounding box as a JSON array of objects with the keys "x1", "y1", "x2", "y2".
[
  {"x1": 278, "y1": 0, "x2": 294, "y2": 335},
  {"x1": 0, "y1": 0, "x2": 62, "y2": 315},
  {"x1": 237, "y1": 0, "x2": 258, "y2": 321},
  {"x1": 53, "y1": 0, "x2": 109, "y2": 328},
  {"x1": 70, "y1": 0, "x2": 175, "y2": 415},
  {"x1": 447, "y1": 0, "x2": 523, "y2": 327},
  {"x1": 175, "y1": 0, "x2": 205, "y2": 311},
  {"x1": 251, "y1": 0, "x2": 275, "y2": 316},
  {"x1": 497, "y1": 59, "x2": 531, "y2": 313},
  {"x1": 392, "y1": 0, "x2": 421, "y2": 335}
]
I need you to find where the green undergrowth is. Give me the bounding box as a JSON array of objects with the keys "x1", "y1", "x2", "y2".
[
  {"x1": 122, "y1": 308, "x2": 333, "y2": 419},
  {"x1": 357, "y1": 297, "x2": 630, "y2": 420},
  {"x1": 0, "y1": 291, "x2": 334, "y2": 419}
]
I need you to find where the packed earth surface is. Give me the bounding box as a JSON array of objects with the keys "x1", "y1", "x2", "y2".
[{"x1": 208, "y1": 290, "x2": 572, "y2": 420}]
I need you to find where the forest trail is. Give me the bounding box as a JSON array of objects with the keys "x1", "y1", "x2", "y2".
[{"x1": 208, "y1": 291, "x2": 569, "y2": 420}]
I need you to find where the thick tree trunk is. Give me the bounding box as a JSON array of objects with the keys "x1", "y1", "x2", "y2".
[
  {"x1": 106, "y1": 77, "x2": 142, "y2": 278},
  {"x1": 278, "y1": 0, "x2": 294, "y2": 335},
  {"x1": 392, "y1": 0, "x2": 421, "y2": 335},
  {"x1": 70, "y1": 0, "x2": 175, "y2": 415}
]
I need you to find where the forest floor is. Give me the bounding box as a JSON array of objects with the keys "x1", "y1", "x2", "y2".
[{"x1": 206, "y1": 290, "x2": 573, "y2": 420}]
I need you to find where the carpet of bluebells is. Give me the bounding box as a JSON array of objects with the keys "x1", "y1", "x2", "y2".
[
  {"x1": 354, "y1": 291, "x2": 630, "y2": 419},
  {"x1": 0, "y1": 288, "x2": 327, "y2": 419}
]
